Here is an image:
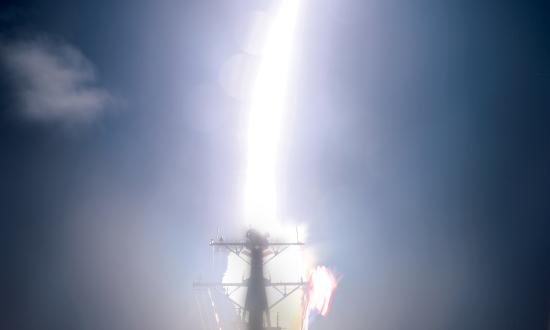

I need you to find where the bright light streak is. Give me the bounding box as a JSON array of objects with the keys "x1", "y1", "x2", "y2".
[
  {"x1": 301, "y1": 266, "x2": 338, "y2": 330},
  {"x1": 224, "y1": 1, "x2": 315, "y2": 329},
  {"x1": 244, "y1": 0, "x2": 302, "y2": 231}
]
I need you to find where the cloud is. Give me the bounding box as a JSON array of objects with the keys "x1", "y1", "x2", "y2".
[{"x1": 0, "y1": 38, "x2": 111, "y2": 122}]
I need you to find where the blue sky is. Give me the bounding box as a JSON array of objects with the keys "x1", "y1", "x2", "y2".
[{"x1": 1, "y1": 0, "x2": 549, "y2": 329}]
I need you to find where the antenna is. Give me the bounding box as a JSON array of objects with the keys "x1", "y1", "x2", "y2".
[{"x1": 194, "y1": 230, "x2": 306, "y2": 330}]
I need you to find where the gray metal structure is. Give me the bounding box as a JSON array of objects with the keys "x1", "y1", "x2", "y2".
[{"x1": 194, "y1": 229, "x2": 306, "y2": 330}]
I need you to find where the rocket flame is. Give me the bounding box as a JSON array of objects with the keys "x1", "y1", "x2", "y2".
[{"x1": 302, "y1": 266, "x2": 337, "y2": 330}]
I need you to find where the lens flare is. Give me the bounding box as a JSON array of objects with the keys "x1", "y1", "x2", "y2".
[{"x1": 302, "y1": 266, "x2": 338, "y2": 330}]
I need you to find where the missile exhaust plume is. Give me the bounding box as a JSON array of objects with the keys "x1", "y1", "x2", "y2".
[
  {"x1": 223, "y1": 0, "x2": 339, "y2": 328},
  {"x1": 244, "y1": 0, "x2": 301, "y2": 231}
]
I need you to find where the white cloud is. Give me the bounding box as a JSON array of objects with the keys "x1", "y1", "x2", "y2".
[{"x1": 1, "y1": 38, "x2": 111, "y2": 122}]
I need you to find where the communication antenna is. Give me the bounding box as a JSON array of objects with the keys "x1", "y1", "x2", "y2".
[{"x1": 194, "y1": 229, "x2": 306, "y2": 330}]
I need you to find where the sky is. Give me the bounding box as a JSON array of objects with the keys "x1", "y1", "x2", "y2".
[{"x1": 1, "y1": 0, "x2": 549, "y2": 330}]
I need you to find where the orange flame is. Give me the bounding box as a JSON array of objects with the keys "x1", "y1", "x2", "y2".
[{"x1": 302, "y1": 265, "x2": 337, "y2": 330}]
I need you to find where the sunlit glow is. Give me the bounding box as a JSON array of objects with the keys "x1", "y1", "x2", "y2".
[
  {"x1": 301, "y1": 266, "x2": 338, "y2": 330},
  {"x1": 223, "y1": 225, "x2": 311, "y2": 329},
  {"x1": 244, "y1": 0, "x2": 302, "y2": 231},
  {"x1": 222, "y1": 1, "x2": 332, "y2": 329}
]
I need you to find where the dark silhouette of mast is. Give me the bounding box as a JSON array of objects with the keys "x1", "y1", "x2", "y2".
[{"x1": 194, "y1": 229, "x2": 305, "y2": 330}]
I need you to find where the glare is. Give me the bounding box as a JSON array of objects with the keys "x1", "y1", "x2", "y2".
[
  {"x1": 244, "y1": 0, "x2": 302, "y2": 231},
  {"x1": 225, "y1": 1, "x2": 308, "y2": 328}
]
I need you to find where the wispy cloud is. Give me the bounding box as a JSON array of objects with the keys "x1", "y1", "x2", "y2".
[{"x1": 1, "y1": 38, "x2": 111, "y2": 122}]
